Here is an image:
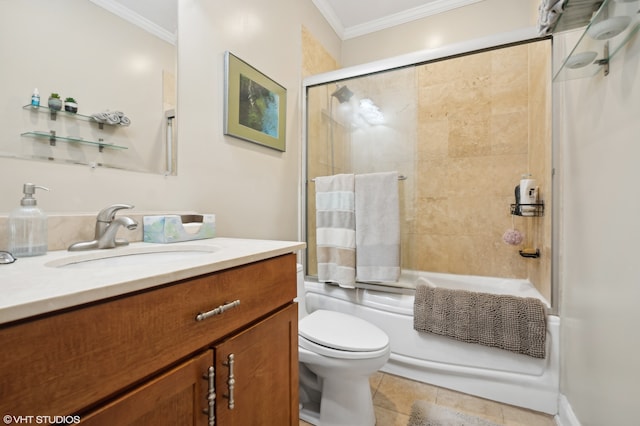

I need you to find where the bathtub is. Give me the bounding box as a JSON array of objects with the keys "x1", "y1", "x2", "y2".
[{"x1": 302, "y1": 270, "x2": 559, "y2": 415}]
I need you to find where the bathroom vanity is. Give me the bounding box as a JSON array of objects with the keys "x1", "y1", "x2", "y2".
[{"x1": 0, "y1": 238, "x2": 305, "y2": 425}]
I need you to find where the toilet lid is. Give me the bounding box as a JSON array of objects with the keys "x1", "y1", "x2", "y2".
[{"x1": 299, "y1": 310, "x2": 389, "y2": 352}]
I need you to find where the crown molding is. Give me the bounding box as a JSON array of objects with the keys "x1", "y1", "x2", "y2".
[
  {"x1": 311, "y1": 0, "x2": 346, "y2": 38},
  {"x1": 314, "y1": 0, "x2": 485, "y2": 40},
  {"x1": 88, "y1": 0, "x2": 176, "y2": 45}
]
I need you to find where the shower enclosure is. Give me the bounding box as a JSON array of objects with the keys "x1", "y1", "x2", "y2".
[{"x1": 304, "y1": 36, "x2": 553, "y2": 304}]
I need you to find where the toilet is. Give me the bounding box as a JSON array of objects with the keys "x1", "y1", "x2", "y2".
[{"x1": 296, "y1": 264, "x2": 390, "y2": 426}]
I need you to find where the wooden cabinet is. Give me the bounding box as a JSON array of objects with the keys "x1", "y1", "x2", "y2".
[
  {"x1": 214, "y1": 304, "x2": 298, "y2": 426},
  {"x1": 0, "y1": 254, "x2": 299, "y2": 425},
  {"x1": 80, "y1": 350, "x2": 212, "y2": 425}
]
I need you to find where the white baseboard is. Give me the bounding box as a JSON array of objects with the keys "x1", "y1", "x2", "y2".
[{"x1": 555, "y1": 394, "x2": 581, "y2": 426}]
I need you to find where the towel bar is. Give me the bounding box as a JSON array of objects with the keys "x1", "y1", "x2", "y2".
[{"x1": 310, "y1": 174, "x2": 407, "y2": 182}]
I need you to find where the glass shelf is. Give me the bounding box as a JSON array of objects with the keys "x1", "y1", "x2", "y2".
[
  {"x1": 22, "y1": 104, "x2": 114, "y2": 128},
  {"x1": 20, "y1": 131, "x2": 128, "y2": 152},
  {"x1": 554, "y1": 0, "x2": 640, "y2": 81}
]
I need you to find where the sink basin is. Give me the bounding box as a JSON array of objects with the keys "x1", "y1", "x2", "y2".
[{"x1": 46, "y1": 245, "x2": 220, "y2": 269}]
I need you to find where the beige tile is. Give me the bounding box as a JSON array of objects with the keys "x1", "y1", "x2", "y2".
[
  {"x1": 374, "y1": 405, "x2": 411, "y2": 426},
  {"x1": 301, "y1": 26, "x2": 340, "y2": 77},
  {"x1": 490, "y1": 111, "x2": 529, "y2": 156},
  {"x1": 410, "y1": 234, "x2": 450, "y2": 273},
  {"x1": 417, "y1": 119, "x2": 449, "y2": 159},
  {"x1": 446, "y1": 154, "x2": 528, "y2": 198},
  {"x1": 435, "y1": 387, "x2": 504, "y2": 424},
  {"x1": 448, "y1": 110, "x2": 492, "y2": 158},
  {"x1": 298, "y1": 369, "x2": 556, "y2": 426},
  {"x1": 370, "y1": 371, "x2": 385, "y2": 396},
  {"x1": 502, "y1": 404, "x2": 556, "y2": 426},
  {"x1": 415, "y1": 158, "x2": 450, "y2": 199},
  {"x1": 414, "y1": 196, "x2": 451, "y2": 235},
  {"x1": 418, "y1": 51, "x2": 490, "y2": 87},
  {"x1": 373, "y1": 373, "x2": 437, "y2": 416}
]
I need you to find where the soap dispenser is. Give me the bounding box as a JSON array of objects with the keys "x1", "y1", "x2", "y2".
[
  {"x1": 519, "y1": 174, "x2": 538, "y2": 216},
  {"x1": 8, "y1": 183, "x2": 50, "y2": 257}
]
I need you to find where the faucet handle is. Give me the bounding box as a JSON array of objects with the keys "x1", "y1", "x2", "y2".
[{"x1": 97, "y1": 204, "x2": 135, "y2": 222}]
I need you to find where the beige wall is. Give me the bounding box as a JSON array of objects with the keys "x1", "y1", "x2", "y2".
[
  {"x1": 0, "y1": 0, "x2": 175, "y2": 175},
  {"x1": 555, "y1": 29, "x2": 640, "y2": 425},
  {"x1": 0, "y1": 0, "x2": 339, "y2": 248},
  {"x1": 341, "y1": 0, "x2": 539, "y2": 66}
]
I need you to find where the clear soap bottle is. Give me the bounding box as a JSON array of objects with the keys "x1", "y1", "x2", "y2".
[{"x1": 8, "y1": 183, "x2": 50, "y2": 257}]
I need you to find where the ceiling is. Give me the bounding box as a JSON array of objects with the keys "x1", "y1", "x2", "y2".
[
  {"x1": 114, "y1": 0, "x2": 177, "y2": 33},
  {"x1": 312, "y1": 0, "x2": 484, "y2": 40},
  {"x1": 91, "y1": 0, "x2": 177, "y2": 43},
  {"x1": 102, "y1": 0, "x2": 484, "y2": 42}
]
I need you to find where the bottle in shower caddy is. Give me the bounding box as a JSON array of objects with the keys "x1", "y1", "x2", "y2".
[
  {"x1": 8, "y1": 183, "x2": 50, "y2": 257},
  {"x1": 519, "y1": 174, "x2": 538, "y2": 216}
]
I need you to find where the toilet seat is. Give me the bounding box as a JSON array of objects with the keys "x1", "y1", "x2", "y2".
[{"x1": 299, "y1": 310, "x2": 389, "y2": 360}]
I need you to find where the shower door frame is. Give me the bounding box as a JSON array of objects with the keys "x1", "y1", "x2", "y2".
[{"x1": 300, "y1": 27, "x2": 559, "y2": 313}]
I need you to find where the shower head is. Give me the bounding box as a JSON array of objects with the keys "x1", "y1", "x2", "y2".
[{"x1": 331, "y1": 85, "x2": 354, "y2": 104}]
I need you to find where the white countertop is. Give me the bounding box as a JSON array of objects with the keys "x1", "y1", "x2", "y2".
[{"x1": 0, "y1": 237, "x2": 305, "y2": 325}]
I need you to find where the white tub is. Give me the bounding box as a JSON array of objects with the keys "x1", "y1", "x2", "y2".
[{"x1": 303, "y1": 270, "x2": 559, "y2": 415}]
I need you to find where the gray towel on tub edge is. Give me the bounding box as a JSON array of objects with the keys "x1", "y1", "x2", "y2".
[{"x1": 413, "y1": 283, "x2": 547, "y2": 358}]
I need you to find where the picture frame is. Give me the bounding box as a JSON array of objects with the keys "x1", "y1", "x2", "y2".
[{"x1": 224, "y1": 51, "x2": 287, "y2": 152}]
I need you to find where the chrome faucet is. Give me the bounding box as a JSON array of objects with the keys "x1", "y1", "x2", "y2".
[{"x1": 68, "y1": 204, "x2": 138, "y2": 251}]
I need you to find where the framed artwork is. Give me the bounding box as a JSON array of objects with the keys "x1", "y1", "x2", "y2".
[{"x1": 224, "y1": 51, "x2": 287, "y2": 151}]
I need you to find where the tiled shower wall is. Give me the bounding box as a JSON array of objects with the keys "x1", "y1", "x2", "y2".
[
  {"x1": 309, "y1": 36, "x2": 552, "y2": 300},
  {"x1": 410, "y1": 40, "x2": 552, "y2": 301}
]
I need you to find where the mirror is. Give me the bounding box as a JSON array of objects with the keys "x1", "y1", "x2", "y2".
[
  {"x1": 305, "y1": 39, "x2": 553, "y2": 303},
  {"x1": 0, "y1": 0, "x2": 177, "y2": 175}
]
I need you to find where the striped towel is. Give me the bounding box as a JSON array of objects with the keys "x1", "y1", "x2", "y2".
[
  {"x1": 315, "y1": 174, "x2": 356, "y2": 288},
  {"x1": 355, "y1": 172, "x2": 401, "y2": 283}
]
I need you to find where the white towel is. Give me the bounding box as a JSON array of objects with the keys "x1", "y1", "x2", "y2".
[
  {"x1": 315, "y1": 174, "x2": 356, "y2": 288},
  {"x1": 91, "y1": 110, "x2": 132, "y2": 126},
  {"x1": 355, "y1": 172, "x2": 401, "y2": 283},
  {"x1": 119, "y1": 115, "x2": 131, "y2": 126},
  {"x1": 106, "y1": 112, "x2": 121, "y2": 124},
  {"x1": 537, "y1": 0, "x2": 565, "y2": 34}
]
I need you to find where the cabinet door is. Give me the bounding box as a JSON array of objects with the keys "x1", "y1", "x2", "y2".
[
  {"x1": 215, "y1": 304, "x2": 299, "y2": 426},
  {"x1": 80, "y1": 350, "x2": 212, "y2": 426}
]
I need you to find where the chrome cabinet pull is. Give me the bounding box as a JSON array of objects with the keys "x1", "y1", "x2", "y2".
[
  {"x1": 202, "y1": 366, "x2": 216, "y2": 425},
  {"x1": 223, "y1": 354, "x2": 235, "y2": 409},
  {"x1": 196, "y1": 300, "x2": 241, "y2": 322}
]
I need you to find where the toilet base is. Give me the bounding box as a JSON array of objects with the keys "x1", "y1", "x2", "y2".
[
  {"x1": 299, "y1": 374, "x2": 376, "y2": 426},
  {"x1": 299, "y1": 404, "x2": 320, "y2": 425}
]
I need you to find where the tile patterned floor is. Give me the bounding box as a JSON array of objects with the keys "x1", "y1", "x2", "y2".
[{"x1": 299, "y1": 372, "x2": 556, "y2": 426}]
